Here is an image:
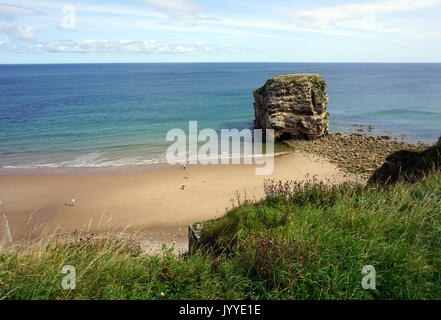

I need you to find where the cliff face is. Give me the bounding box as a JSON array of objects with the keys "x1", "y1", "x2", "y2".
[{"x1": 253, "y1": 74, "x2": 329, "y2": 140}]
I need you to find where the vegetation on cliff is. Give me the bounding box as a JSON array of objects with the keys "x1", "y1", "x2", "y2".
[
  {"x1": 1, "y1": 168, "x2": 440, "y2": 300},
  {"x1": 255, "y1": 74, "x2": 327, "y2": 97},
  {"x1": 369, "y1": 137, "x2": 441, "y2": 184}
]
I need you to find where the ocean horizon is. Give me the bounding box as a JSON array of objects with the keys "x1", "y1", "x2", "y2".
[{"x1": 1, "y1": 62, "x2": 440, "y2": 169}]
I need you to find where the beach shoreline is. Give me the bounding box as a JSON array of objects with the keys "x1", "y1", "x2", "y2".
[
  {"x1": 0, "y1": 161, "x2": 182, "y2": 176},
  {"x1": 0, "y1": 150, "x2": 360, "y2": 243},
  {"x1": 1, "y1": 133, "x2": 431, "y2": 248},
  {"x1": 1, "y1": 132, "x2": 431, "y2": 243},
  {"x1": 0, "y1": 149, "x2": 294, "y2": 176}
]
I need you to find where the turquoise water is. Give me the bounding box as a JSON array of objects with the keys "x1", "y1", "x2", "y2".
[{"x1": 0, "y1": 63, "x2": 440, "y2": 168}]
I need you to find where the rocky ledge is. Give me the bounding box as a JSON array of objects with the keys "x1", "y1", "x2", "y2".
[
  {"x1": 254, "y1": 74, "x2": 329, "y2": 140},
  {"x1": 286, "y1": 134, "x2": 429, "y2": 177}
]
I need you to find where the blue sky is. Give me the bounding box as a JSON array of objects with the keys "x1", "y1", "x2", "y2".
[{"x1": 1, "y1": 0, "x2": 441, "y2": 63}]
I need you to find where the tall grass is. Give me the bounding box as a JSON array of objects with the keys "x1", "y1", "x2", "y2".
[{"x1": 1, "y1": 173, "x2": 440, "y2": 300}]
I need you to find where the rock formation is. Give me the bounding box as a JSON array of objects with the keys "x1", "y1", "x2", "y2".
[
  {"x1": 368, "y1": 137, "x2": 441, "y2": 185},
  {"x1": 188, "y1": 222, "x2": 204, "y2": 254},
  {"x1": 253, "y1": 74, "x2": 329, "y2": 140}
]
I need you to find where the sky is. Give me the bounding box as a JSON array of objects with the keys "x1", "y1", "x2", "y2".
[{"x1": 1, "y1": 0, "x2": 441, "y2": 63}]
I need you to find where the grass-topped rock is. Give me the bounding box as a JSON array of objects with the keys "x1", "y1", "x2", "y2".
[
  {"x1": 369, "y1": 137, "x2": 441, "y2": 185},
  {"x1": 254, "y1": 74, "x2": 329, "y2": 140}
]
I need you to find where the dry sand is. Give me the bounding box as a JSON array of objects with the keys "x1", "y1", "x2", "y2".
[{"x1": 0, "y1": 152, "x2": 359, "y2": 244}]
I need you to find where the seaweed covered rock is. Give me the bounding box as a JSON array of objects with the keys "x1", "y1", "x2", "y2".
[
  {"x1": 368, "y1": 137, "x2": 441, "y2": 185},
  {"x1": 253, "y1": 74, "x2": 329, "y2": 140}
]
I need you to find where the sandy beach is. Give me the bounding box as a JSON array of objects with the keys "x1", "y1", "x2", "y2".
[{"x1": 0, "y1": 152, "x2": 358, "y2": 242}]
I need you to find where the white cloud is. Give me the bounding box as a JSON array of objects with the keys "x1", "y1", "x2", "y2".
[
  {"x1": 16, "y1": 25, "x2": 36, "y2": 39},
  {"x1": 138, "y1": 0, "x2": 201, "y2": 20},
  {"x1": 292, "y1": 0, "x2": 441, "y2": 29},
  {"x1": 25, "y1": 39, "x2": 241, "y2": 54},
  {"x1": 0, "y1": 37, "x2": 8, "y2": 47},
  {"x1": 0, "y1": 24, "x2": 37, "y2": 40},
  {"x1": 14, "y1": 0, "x2": 167, "y2": 19},
  {"x1": 159, "y1": 20, "x2": 198, "y2": 28},
  {"x1": 0, "y1": 4, "x2": 39, "y2": 40},
  {"x1": 0, "y1": 4, "x2": 40, "y2": 19}
]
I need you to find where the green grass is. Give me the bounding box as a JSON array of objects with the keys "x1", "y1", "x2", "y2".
[
  {"x1": 254, "y1": 74, "x2": 327, "y2": 98},
  {"x1": 1, "y1": 173, "x2": 440, "y2": 300}
]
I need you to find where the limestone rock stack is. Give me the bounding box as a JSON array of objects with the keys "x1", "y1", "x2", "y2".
[{"x1": 253, "y1": 74, "x2": 330, "y2": 140}]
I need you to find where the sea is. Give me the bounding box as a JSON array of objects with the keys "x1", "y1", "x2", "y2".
[{"x1": 0, "y1": 63, "x2": 440, "y2": 169}]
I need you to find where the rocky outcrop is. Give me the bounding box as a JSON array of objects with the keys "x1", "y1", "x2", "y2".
[
  {"x1": 368, "y1": 137, "x2": 441, "y2": 185},
  {"x1": 188, "y1": 222, "x2": 204, "y2": 254},
  {"x1": 286, "y1": 133, "x2": 429, "y2": 177},
  {"x1": 253, "y1": 74, "x2": 329, "y2": 140}
]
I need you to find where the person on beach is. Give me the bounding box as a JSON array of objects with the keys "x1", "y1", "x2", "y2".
[
  {"x1": 71, "y1": 197, "x2": 75, "y2": 206},
  {"x1": 181, "y1": 185, "x2": 185, "y2": 190},
  {"x1": 183, "y1": 164, "x2": 186, "y2": 170}
]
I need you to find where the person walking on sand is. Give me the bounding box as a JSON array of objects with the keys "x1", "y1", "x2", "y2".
[{"x1": 71, "y1": 197, "x2": 76, "y2": 206}]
